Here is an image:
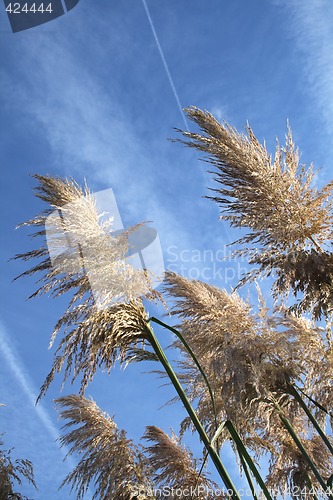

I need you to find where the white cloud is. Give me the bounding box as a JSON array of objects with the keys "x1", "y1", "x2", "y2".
[
  {"x1": 0, "y1": 323, "x2": 59, "y2": 441},
  {"x1": 0, "y1": 321, "x2": 87, "y2": 498},
  {"x1": 0, "y1": 18, "x2": 224, "y2": 273},
  {"x1": 209, "y1": 105, "x2": 229, "y2": 123},
  {"x1": 275, "y1": 0, "x2": 333, "y2": 135}
]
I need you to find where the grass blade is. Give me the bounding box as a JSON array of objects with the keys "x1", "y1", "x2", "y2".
[
  {"x1": 290, "y1": 385, "x2": 333, "y2": 456},
  {"x1": 144, "y1": 322, "x2": 240, "y2": 499},
  {"x1": 150, "y1": 317, "x2": 218, "y2": 432},
  {"x1": 239, "y1": 453, "x2": 259, "y2": 500},
  {"x1": 295, "y1": 385, "x2": 330, "y2": 415},
  {"x1": 225, "y1": 420, "x2": 272, "y2": 500},
  {"x1": 273, "y1": 400, "x2": 333, "y2": 497}
]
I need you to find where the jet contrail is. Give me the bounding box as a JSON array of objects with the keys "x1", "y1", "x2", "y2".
[
  {"x1": 141, "y1": 0, "x2": 217, "y2": 189},
  {"x1": 0, "y1": 322, "x2": 81, "y2": 474},
  {"x1": 0, "y1": 322, "x2": 96, "y2": 497},
  {"x1": 0, "y1": 323, "x2": 60, "y2": 440},
  {"x1": 141, "y1": 0, "x2": 189, "y2": 131}
]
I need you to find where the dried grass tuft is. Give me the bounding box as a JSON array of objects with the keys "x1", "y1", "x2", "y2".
[
  {"x1": 163, "y1": 271, "x2": 333, "y2": 490},
  {"x1": 174, "y1": 107, "x2": 333, "y2": 318},
  {"x1": 15, "y1": 175, "x2": 156, "y2": 398},
  {"x1": 143, "y1": 425, "x2": 217, "y2": 499},
  {"x1": 39, "y1": 300, "x2": 149, "y2": 399},
  {"x1": 0, "y1": 434, "x2": 36, "y2": 498},
  {"x1": 55, "y1": 395, "x2": 154, "y2": 500}
]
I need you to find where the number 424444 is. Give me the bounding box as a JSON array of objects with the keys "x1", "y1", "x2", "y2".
[{"x1": 6, "y1": 3, "x2": 53, "y2": 14}]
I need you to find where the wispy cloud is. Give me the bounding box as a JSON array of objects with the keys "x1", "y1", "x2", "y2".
[
  {"x1": 0, "y1": 322, "x2": 60, "y2": 442},
  {"x1": 0, "y1": 16, "x2": 227, "y2": 266},
  {"x1": 275, "y1": 0, "x2": 333, "y2": 134},
  {"x1": 0, "y1": 321, "x2": 88, "y2": 498}
]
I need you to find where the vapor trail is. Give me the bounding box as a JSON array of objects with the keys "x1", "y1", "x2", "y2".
[
  {"x1": 141, "y1": 0, "x2": 189, "y2": 131},
  {"x1": 0, "y1": 324, "x2": 60, "y2": 436},
  {"x1": 0, "y1": 322, "x2": 80, "y2": 474}
]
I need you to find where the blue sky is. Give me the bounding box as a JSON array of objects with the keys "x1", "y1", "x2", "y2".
[{"x1": 1, "y1": 0, "x2": 333, "y2": 497}]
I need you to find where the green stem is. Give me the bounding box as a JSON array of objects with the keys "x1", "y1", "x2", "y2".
[
  {"x1": 191, "y1": 452, "x2": 209, "y2": 500},
  {"x1": 289, "y1": 385, "x2": 333, "y2": 456},
  {"x1": 149, "y1": 317, "x2": 218, "y2": 432},
  {"x1": 273, "y1": 400, "x2": 332, "y2": 498},
  {"x1": 225, "y1": 421, "x2": 272, "y2": 500},
  {"x1": 144, "y1": 322, "x2": 240, "y2": 499},
  {"x1": 239, "y1": 453, "x2": 259, "y2": 500},
  {"x1": 295, "y1": 385, "x2": 329, "y2": 415}
]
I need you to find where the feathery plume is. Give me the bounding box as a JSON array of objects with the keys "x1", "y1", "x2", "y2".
[
  {"x1": 142, "y1": 426, "x2": 217, "y2": 499},
  {"x1": 55, "y1": 395, "x2": 155, "y2": 500},
  {"x1": 15, "y1": 175, "x2": 155, "y2": 398},
  {"x1": 266, "y1": 432, "x2": 332, "y2": 496},
  {"x1": 174, "y1": 107, "x2": 333, "y2": 318},
  {"x1": 15, "y1": 174, "x2": 151, "y2": 305},
  {"x1": 0, "y1": 434, "x2": 36, "y2": 498},
  {"x1": 163, "y1": 272, "x2": 333, "y2": 489},
  {"x1": 39, "y1": 300, "x2": 150, "y2": 399}
]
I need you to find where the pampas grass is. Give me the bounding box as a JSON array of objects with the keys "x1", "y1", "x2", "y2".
[
  {"x1": 55, "y1": 395, "x2": 154, "y2": 500},
  {"x1": 163, "y1": 271, "x2": 333, "y2": 491},
  {"x1": 142, "y1": 426, "x2": 217, "y2": 499},
  {"x1": 38, "y1": 300, "x2": 150, "y2": 399},
  {"x1": 0, "y1": 434, "x2": 36, "y2": 498},
  {"x1": 14, "y1": 175, "x2": 155, "y2": 399},
  {"x1": 174, "y1": 107, "x2": 333, "y2": 318},
  {"x1": 14, "y1": 111, "x2": 333, "y2": 498}
]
